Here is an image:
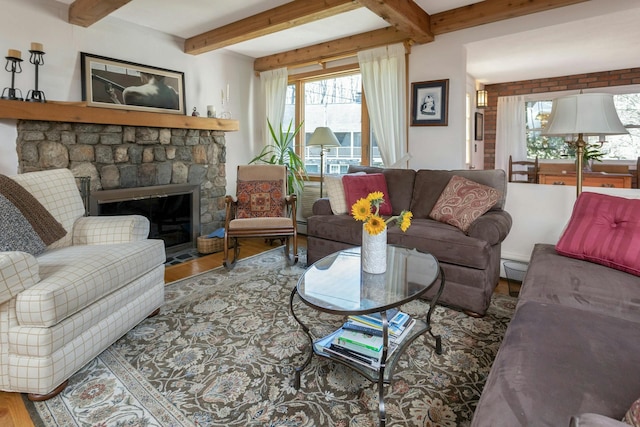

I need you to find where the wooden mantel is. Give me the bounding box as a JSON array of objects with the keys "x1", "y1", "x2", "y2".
[{"x1": 0, "y1": 99, "x2": 239, "y2": 131}]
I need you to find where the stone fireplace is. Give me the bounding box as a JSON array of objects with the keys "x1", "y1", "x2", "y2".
[{"x1": 15, "y1": 119, "x2": 228, "y2": 246}]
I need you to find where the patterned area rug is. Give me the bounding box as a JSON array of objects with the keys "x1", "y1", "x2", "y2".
[{"x1": 30, "y1": 248, "x2": 515, "y2": 427}]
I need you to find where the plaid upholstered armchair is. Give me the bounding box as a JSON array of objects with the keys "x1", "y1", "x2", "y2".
[
  {"x1": 0, "y1": 168, "x2": 165, "y2": 400},
  {"x1": 223, "y1": 164, "x2": 298, "y2": 268}
]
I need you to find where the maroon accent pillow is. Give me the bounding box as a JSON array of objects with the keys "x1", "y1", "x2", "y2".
[
  {"x1": 342, "y1": 173, "x2": 392, "y2": 216},
  {"x1": 556, "y1": 192, "x2": 640, "y2": 276},
  {"x1": 428, "y1": 175, "x2": 500, "y2": 232},
  {"x1": 236, "y1": 180, "x2": 284, "y2": 219}
]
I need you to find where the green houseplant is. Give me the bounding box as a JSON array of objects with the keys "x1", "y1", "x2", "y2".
[{"x1": 249, "y1": 119, "x2": 307, "y2": 194}]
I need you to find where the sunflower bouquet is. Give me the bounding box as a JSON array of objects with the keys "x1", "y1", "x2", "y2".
[{"x1": 351, "y1": 191, "x2": 413, "y2": 236}]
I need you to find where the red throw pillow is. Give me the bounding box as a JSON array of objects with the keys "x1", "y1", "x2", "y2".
[
  {"x1": 429, "y1": 175, "x2": 500, "y2": 232},
  {"x1": 556, "y1": 192, "x2": 640, "y2": 276},
  {"x1": 342, "y1": 173, "x2": 392, "y2": 216},
  {"x1": 236, "y1": 180, "x2": 284, "y2": 219}
]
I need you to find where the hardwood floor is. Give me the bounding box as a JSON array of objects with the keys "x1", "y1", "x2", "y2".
[{"x1": 0, "y1": 235, "x2": 513, "y2": 426}]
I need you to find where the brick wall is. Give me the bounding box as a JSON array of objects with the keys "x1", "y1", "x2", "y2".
[{"x1": 483, "y1": 67, "x2": 640, "y2": 169}]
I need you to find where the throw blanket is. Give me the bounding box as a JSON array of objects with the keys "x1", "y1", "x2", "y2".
[{"x1": 0, "y1": 174, "x2": 67, "y2": 255}]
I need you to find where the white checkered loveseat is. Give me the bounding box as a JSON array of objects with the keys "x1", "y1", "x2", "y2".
[{"x1": 0, "y1": 169, "x2": 165, "y2": 399}]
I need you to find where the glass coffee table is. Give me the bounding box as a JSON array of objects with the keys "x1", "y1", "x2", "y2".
[{"x1": 289, "y1": 245, "x2": 445, "y2": 427}]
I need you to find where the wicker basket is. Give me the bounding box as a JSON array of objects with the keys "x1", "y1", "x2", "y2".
[{"x1": 197, "y1": 236, "x2": 224, "y2": 254}]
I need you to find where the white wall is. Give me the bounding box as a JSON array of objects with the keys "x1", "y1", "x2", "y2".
[
  {"x1": 0, "y1": 0, "x2": 261, "y2": 195},
  {"x1": 502, "y1": 185, "x2": 640, "y2": 262},
  {"x1": 408, "y1": 32, "x2": 468, "y2": 170}
]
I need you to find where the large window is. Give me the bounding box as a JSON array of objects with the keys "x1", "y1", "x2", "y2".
[
  {"x1": 526, "y1": 92, "x2": 640, "y2": 161},
  {"x1": 283, "y1": 70, "x2": 381, "y2": 178}
]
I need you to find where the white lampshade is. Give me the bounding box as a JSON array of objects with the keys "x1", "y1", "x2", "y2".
[
  {"x1": 307, "y1": 127, "x2": 339, "y2": 147},
  {"x1": 542, "y1": 93, "x2": 628, "y2": 137}
]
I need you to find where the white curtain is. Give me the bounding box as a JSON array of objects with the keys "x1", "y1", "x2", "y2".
[
  {"x1": 358, "y1": 43, "x2": 409, "y2": 168},
  {"x1": 495, "y1": 95, "x2": 526, "y2": 172},
  {"x1": 260, "y1": 67, "x2": 288, "y2": 145}
]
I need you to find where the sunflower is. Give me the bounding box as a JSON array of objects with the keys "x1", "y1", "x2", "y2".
[
  {"x1": 364, "y1": 215, "x2": 386, "y2": 235},
  {"x1": 399, "y1": 211, "x2": 413, "y2": 232},
  {"x1": 351, "y1": 198, "x2": 372, "y2": 221}
]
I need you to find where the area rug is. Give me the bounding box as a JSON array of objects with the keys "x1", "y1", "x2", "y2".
[{"x1": 29, "y1": 248, "x2": 516, "y2": 427}]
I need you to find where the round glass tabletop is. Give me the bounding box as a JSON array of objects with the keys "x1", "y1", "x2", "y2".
[{"x1": 297, "y1": 245, "x2": 440, "y2": 315}]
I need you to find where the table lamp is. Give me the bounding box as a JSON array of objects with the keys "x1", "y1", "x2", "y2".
[
  {"x1": 542, "y1": 93, "x2": 628, "y2": 196},
  {"x1": 307, "y1": 127, "x2": 339, "y2": 197}
]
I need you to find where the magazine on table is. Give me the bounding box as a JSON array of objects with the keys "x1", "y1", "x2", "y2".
[{"x1": 313, "y1": 312, "x2": 415, "y2": 370}]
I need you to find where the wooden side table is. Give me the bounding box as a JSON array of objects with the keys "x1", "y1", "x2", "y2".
[{"x1": 538, "y1": 171, "x2": 632, "y2": 188}]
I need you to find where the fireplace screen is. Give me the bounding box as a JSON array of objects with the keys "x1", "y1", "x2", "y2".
[{"x1": 90, "y1": 184, "x2": 200, "y2": 254}]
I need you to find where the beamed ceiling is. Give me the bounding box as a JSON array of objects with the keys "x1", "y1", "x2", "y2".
[
  {"x1": 59, "y1": 0, "x2": 640, "y2": 83},
  {"x1": 67, "y1": 0, "x2": 585, "y2": 72}
]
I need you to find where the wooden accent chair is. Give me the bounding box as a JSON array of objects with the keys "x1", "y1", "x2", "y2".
[
  {"x1": 508, "y1": 155, "x2": 539, "y2": 183},
  {"x1": 223, "y1": 164, "x2": 298, "y2": 268}
]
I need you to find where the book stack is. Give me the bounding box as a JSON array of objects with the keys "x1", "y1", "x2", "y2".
[{"x1": 314, "y1": 309, "x2": 415, "y2": 369}]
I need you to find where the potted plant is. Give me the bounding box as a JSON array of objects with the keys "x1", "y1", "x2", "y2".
[
  {"x1": 250, "y1": 119, "x2": 307, "y2": 194},
  {"x1": 581, "y1": 142, "x2": 604, "y2": 171}
]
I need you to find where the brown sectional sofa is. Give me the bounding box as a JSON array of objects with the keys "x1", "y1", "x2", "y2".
[
  {"x1": 472, "y1": 244, "x2": 640, "y2": 426},
  {"x1": 306, "y1": 165, "x2": 512, "y2": 316}
]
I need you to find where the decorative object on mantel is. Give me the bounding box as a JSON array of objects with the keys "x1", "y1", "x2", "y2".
[
  {"x1": 1, "y1": 48, "x2": 23, "y2": 101},
  {"x1": 219, "y1": 83, "x2": 231, "y2": 119},
  {"x1": 191, "y1": 106, "x2": 199, "y2": 116},
  {"x1": 351, "y1": 191, "x2": 412, "y2": 274},
  {"x1": 542, "y1": 92, "x2": 628, "y2": 196},
  {"x1": 206, "y1": 104, "x2": 216, "y2": 118},
  {"x1": 26, "y1": 42, "x2": 45, "y2": 103},
  {"x1": 80, "y1": 52, "x2": 186, "y2": 115}
]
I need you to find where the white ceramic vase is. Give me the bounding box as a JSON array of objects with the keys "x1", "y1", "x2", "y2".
[{"x1": 361, "y1": 224, "x2": 387, "y2": 274}]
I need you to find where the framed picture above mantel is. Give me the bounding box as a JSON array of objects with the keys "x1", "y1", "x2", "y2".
[
  {"x1": 410, "y1": 79, "x2": 449, "y2": 126},
  {"x1": 80, "y1": 53, "x2": 186, "y2": 115}
]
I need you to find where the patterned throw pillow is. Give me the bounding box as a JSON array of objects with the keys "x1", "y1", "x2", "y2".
[
  {"x1": 625, "y1": 397, "x2": 640, "y2": 426},
  {"x1": 236, "y1": 180, "x2": 284, "y2": 218},
  {"x1": 324, "y1": 172, "x2": 366, "y2": 215},
  {"x1": 556, "y1": 192, "x2": 640, "y2": 277},
  {"x1": 429, "y1": 175, "x2": 500, "y2": 232}
]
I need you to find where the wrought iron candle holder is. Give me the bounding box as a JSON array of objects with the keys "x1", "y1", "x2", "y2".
[
  {"x1": 27, "y1": 43, "x2": 45, "y2": 102},
  {"x1": 1, "y1": 49, "x2": 23, "y2": 101}
]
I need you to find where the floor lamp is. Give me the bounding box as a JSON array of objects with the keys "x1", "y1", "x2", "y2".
[
  {"x1": 542, "y1": 93, "x2": 628, "y2": 197},
  {"x1": 307, "y1": 127, "x2": 339, "y2": 198}
]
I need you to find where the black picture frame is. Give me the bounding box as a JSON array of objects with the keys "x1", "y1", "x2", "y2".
[
  {"x1": 410, "y1": 79, "x2": 449, "y2": 126},
  {"x1": 475, "y1": 112, "x2": 484, "y2": 140},
  {"x1": 80, "y1": 53, "x2": 186, "y2": 115}
]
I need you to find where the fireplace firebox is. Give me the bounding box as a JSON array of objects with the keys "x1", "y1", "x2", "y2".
[{"x1": 90, "y1": 184, "x2": 200, "y2": 255}]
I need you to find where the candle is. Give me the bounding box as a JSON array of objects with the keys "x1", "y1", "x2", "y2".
[
  {"x1": 221, "y1": 89, "x2": 224, "y2": 104},
  {"x1": 226, "y1": 83, "x2": 230, "y2": 102},
  {"x1": 7, "y1": 49, "x2": 21, "y2": 59},
  {"x1": 30, "y1": 42, "x2": 43, "y2": 52}
]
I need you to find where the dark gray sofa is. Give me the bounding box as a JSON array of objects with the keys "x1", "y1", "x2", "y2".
[
  {"x1": 472, "y1": 244, "x2": 640, "y2": 426},
  {"x1": 306, "y1": 166, "x2": 513, "y2": 316}
]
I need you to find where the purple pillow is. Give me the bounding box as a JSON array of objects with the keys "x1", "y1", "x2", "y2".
[{"x1": 556, "y1": 192, "x2": 640, "y2": 276}]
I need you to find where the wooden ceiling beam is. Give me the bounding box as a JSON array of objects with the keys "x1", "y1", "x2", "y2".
[
  {"x1": 253, "y1": 27, "x2": 407, "y2": 72},
  {"x1": 68, "y1": 0, "x2": 132, "y2": 27},
  {"x1": 254, "y1": 0, "x2": 589, "y2": 71},
  {"x1": 185, "y1": 0, "x2": 361, "y2": 55},
  {"x1": 357, "y1": 0, "x2": 433, "y2": 43},
  {"x1": 430, "y1": 0, "x2": 589, "y2": 35}
]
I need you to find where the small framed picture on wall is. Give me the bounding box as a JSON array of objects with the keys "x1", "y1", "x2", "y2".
[
  {"x1": 410, "y1": 79, "x2": 449, "y2": 126},
  {"x1": 475, "y1": 112, "x2": 484, "y2": 140}
]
